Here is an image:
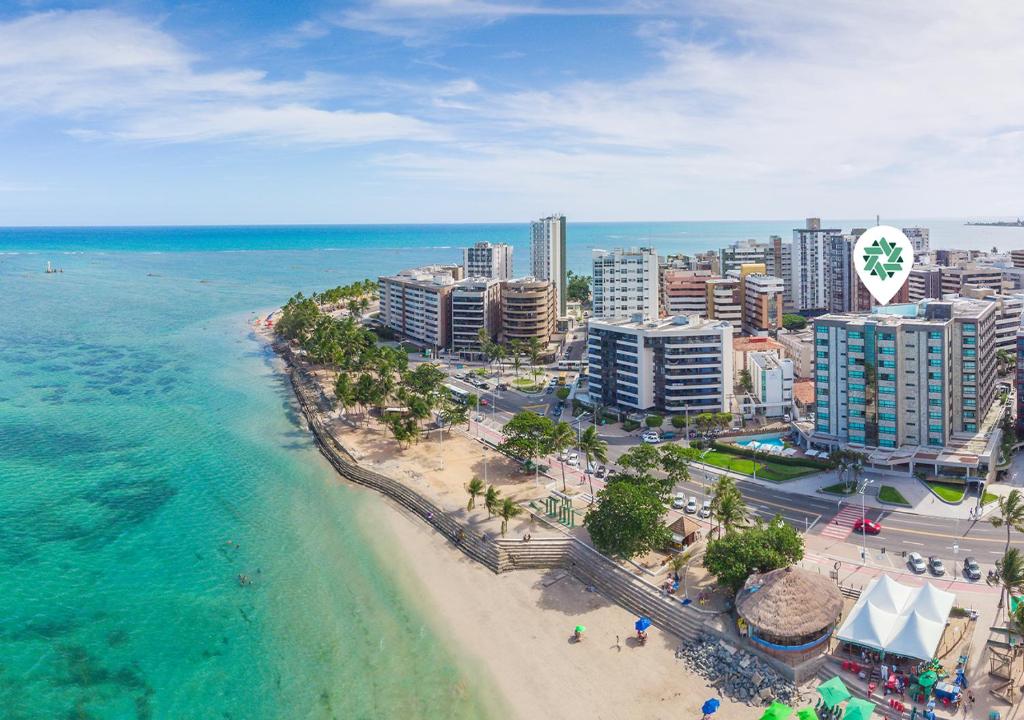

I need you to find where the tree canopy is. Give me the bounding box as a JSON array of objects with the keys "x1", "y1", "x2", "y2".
[
  {"x1": 566, "y1": 270, "x2": 592, "y2": 304},
  {"x1": 499, "y1": 411, "x2": 556, "y2": 465},
  {"x1": 702, "y1": 516, "x2": 804, "y2": 591},
  {"x1": 584, "y1": 481, "x2": 671, "y2": 558},
  {"x1": 782, "y1": 314, "x2": 808, "y2": 330}
]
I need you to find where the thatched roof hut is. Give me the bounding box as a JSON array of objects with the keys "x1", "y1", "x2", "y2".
[{"x1": 736, "y1": 567, "x2": 842, "y2": 659}]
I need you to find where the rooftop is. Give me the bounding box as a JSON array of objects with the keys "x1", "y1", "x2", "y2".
[
  {"x1": 736, "y1": 567, "x2": 843, "y2": 637},
  {"x1": 589, "y1": 313, "x2": 732, "y2": 333}
]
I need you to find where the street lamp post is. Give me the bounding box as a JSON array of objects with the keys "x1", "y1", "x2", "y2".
[{"x1": 858, "y1": 477, "x2": 874, "y2": 565}]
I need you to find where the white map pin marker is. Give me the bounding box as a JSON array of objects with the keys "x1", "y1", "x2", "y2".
[{"x1": 853, "y1": 225, "x2": 914, "y2": 306}]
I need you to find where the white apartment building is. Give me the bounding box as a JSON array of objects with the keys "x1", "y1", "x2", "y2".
[
  {"x1": 591, "y1": 247, "x2": 659, "y2": 319},
  {"x1": 463, "y1": 242, "x2": 513, "y2": 280},
  {"x1": 904, "y1": 227, "x2": 930, "y2": 255},
  {"x1": 958, "y1": 287, "x2": 1024, "y2": 353},
  {"x1": 706, "y1": 277, "x2": 743, "y2": 331},
  {"x1": 791, "y1": 217, "x2": 840, "y2": 313},
  {"x1": 747, "y1": 351, "x2": 794, "y2": 418},
  {"x1": 378, "y1": 265, "x2": 462, "y2": 349},
  {"x1": 720, "y1": 239, "x2": 771, "y2": 275},
  {"x1": 587, "y1": 314, "x2": 734, "y2": 414},
  {"x1": 451, "y1": 277, "x2": 502, "y2": 359},
  {"x1": 530, "y1": 214, "x2": 567, "y2": 316}
]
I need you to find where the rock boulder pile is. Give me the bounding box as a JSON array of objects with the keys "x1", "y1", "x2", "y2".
[{"x1": 676, "y1": 636, "x2": 798, "y2": 706}]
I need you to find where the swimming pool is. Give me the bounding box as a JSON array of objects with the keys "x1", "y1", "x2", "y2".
[{"x1": 736, "y1": 436, "x2": 785, "y2": 448}]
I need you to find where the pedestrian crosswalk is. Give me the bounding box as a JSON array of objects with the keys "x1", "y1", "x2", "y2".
[{"x1": 819, "y1": 505, "x2": 862, "y2": 541}]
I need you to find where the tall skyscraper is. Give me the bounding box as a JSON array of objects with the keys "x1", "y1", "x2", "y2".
[
  {"x1": 530, "y1": 214, "x2": 567, "y2": 316},
  {"x1": 591, "y1": 247, "x2": 659, "y2": 319},
  {"x1": 765, "y1": 235, "x2": 793, "y2": 310},
  {"x1": 791, "y1": 218, "x2": 841, "y2": 313},
  {"x1": 463, "y1": 242, "x2": 513, "y2": 280}
]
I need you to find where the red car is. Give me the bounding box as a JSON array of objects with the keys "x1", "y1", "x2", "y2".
[
  {"x1": 480, "y1": 398, "x2": 489, "y2": 406},
  {"x1": 853, "y1": 518, "x2": 881, "y2": 535}
]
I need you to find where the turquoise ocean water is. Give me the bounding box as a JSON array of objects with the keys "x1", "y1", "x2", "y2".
[{"x1": 0, "y1": 219, "x2": 1017, "y2": 718}]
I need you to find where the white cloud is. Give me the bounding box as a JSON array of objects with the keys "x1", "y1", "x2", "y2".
[{"x1": 0, "y1": 9, "x2": 441, "y2": 146}]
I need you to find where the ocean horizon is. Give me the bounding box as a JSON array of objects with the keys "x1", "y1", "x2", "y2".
[{"x1": 0, "y1": 218, "x2": 1019, "y2": 717}]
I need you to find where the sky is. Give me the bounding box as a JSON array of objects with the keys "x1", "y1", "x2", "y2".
[{"x1": 1, "y1": 1, "x2": 1023, "y2": 225}]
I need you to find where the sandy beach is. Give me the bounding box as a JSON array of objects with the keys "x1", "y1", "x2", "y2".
[{"x1": 359, "y1": 490, "x2": 753, "y2": 720}]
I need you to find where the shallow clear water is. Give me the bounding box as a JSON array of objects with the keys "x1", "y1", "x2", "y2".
[{"x1": 0, "y1": 218, "x2": 1011, "y2": 718}]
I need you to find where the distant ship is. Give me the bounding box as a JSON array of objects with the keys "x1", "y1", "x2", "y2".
[
  {"x1": 965, "y1": 218, "x2": 1024, "y2": 227},
  {"x1": 45, "y1": 261, "x2": 62, "y2": 273}
]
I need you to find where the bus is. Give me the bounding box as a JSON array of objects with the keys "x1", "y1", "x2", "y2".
[
  {"x1": 558, "y1": 359, "x2": 585, "y2": 371},
  {"x1": 444, "y1": 383, "x2": 470, "y2": 405}
]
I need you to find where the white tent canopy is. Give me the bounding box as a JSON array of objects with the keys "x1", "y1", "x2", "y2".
[{"x1": 835, "y1": 574, "x2": 955, "y2": 661}]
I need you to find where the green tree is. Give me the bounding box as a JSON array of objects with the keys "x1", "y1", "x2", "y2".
[
  {"x1": 527, "y1": 337, "x2": 544, "y2": 382},
  {"x1": 334, "y1": 373, "x2": 355, "y2": 420},
  {"x1": 498, "y1": 498, "x2": 524, "y2": 536},
  {"x1": 584, "y1": 481, "x2": 671, "y2": 558},
  {"x1": 466, "y1": 477, "x2": 485, "y2": 510},
  {"x1": 609, "y1": 444, "x2": 673, "y2": 503},
  {"x1": 440, "y1": 400, "x2": 469, "y2": 436},
  {"x1": 782, "y1": 314, "x2": 807, "y2": 331},
  {"x1": 702, "y1": 516, "x2": 804, "y2": 591},
  {"x1": 404, "y1": 362, "x2": 447, "y2": 397},
  {"x1": 739, "y1": 368, "x2": 753, "y2": 393},
  {"x1": 996, "y1": 548, "x2": 1024, "y2": 626},
  {"x1": 566, "y1": 271, "x2": 592, "y2": 305},
  {"x1": 661, "y1": 444, "x2": 700, "y2": 489},
  {"x1": 671, "y1": 415, "x2": 687, "y2": 429},
  {"x1": 709, "y1": 476, "x2": 749, "y2": 535},
  {"x1": 549, "y1": 420, "x2": 577, "y2": 492},
  {"x1": 484, "y1": 485, "x2": 501, "y2": 518},
  {"x1": 499, "y1": 411, "x2": 555, "y2": 472},
  {"x1": 510, "y1": 340, "x2": 523, "y2": 378},
  {"x1": 556, "y1": 386, "x2": 571, "y2": 400},
  {"x1": 578, "y1": 425, "x2": 608, "y2": 504},
  {"x1": 991, "y1": 489, "x2": 1024, "y2": 609}
]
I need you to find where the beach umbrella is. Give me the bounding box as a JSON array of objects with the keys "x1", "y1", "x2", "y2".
[
  {"x1": 702, "y1": 698, "x2": 720, "y2": 716},
  {"x1": 760, "y1": 700, "x2": 793, "y2": 720},
  {"x1": 918, "y1": 671, "x2": 938, "y2": 689},
  {"x1": 817, "y1": 677, "x2": 851, "y2": 709},
  {"x1": 574, "y1": 625, "x2": 586, "y2": 634},
  {"x1": 796, "y1": 707, "x2": 817, "y2": 720},
  {"x1": 635, "y1": 617, "x2": 652, "y2": 632},
  {"x1": 844, "y1": 698, "x2": 876, "y2": 720}
]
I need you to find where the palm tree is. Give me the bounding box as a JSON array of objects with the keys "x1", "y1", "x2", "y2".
[
  {"x1": 549, "y1": 421, "x2": 576, "y2": 492},
  {"x1": 578, "y1": 425, "x2": 608, "y2": 504},
  {"x1": 710, "y1": 476, "x2": 748, "y2": 536},
  {"x1": 334, "y1": 373, "x2": 356, "y2": 422},
  {"x1": 440, "y1": 401, "x2": 469, "y2": 437},
  {"x1": 466, "y1": 477, "x2": 485, "y2": 510},
  {"x1": 498, "y1": 498, "x2": 524, "y2": 537},
  {"x1": 484, "y1": 485, "x2": 501, "y2": 518},
  {"x1": 991, "y1": 489, "x2": 1024, "y2": 608},
  {"x1": 996, "y1": 548, "x2": 1024, "y2": 623},
  {"x1": 494, "y1": 343, "x2": 508, "y2": 374},
  {"x1": 510, "y1": 340, "x2": 523, "y2": 378},
  {"x1": 527, "y1": 336, "x2": 543, "y2": 382}
]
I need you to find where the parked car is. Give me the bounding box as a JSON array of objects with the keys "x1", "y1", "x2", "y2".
[
  {"x1": 479, "y1": 398, "x2": 489, "y2": 406},
  {"x1": 853, "y1": 518, "x2": 882, "y2": 535},
  {"x1": 545, "y1": 386, "x2": 554, "y2": 395},
  {"x1": 496, "y1": 383, "x2": 509, "y2": 391},
  {"x1": 566, "y1": 452, "x2": 580, "y2": 467},
  {"x1": 928, "y1": 556, "x2": 945, "y2": 576},
  {"x1": 963, "y1": 557, "x2": 982, "y2": 581},
  {"x1": 908, "y1": 552, "x2": 927, "y2": 574},
  {"x1": 595, "y1": 465, "x2": 606, "y2": 479},
  {"x1": 641, "y1": 431, "x2": 661, "y2": 444},
  {"x1": 672, "y1": 492, "x2": 686, "y2": 509},
  {"x1": 685, "y1": 496, "x2": 698, "y2": 514},
  {"x1": 698, "y1": 499, "x2": 712, "y2": 518},
  {"x1": 661, "y1": 431, "x2": 676, "y2": 440},
  {"x1": 478, "y1": 382, "x2": 490, "y2": 391}
]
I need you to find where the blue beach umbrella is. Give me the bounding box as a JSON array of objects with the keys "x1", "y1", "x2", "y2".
[
  {"x1": 702, "y1": 698, "x2": 721, "y2": 715},
  {"x1": 635, "y1": 617, "x2": 652, "y2": 632}
]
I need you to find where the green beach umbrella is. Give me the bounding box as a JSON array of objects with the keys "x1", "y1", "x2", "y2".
[
  {"x1": 844, "y1": 698, "x2": 876, "y2": 720},
  {"x1": 796, "y1": 707, "x2": 817, "y2": 720},
  {"x1": 574, "y1": 625, "x2": 586, "y2": 633},
  {"x1": 918, "y1": 671, "x2": 938, "y2": 689},
  {"x1": 760, "y1": 701, "x2": 793, "y2": 720},
  {"x1": 817, "y1": 677, "x2": 852, "y2": 709}
]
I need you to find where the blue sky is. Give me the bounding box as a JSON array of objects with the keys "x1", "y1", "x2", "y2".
[{"x1": 1, "y1": 1, "x2": 1023, "y2": 225}]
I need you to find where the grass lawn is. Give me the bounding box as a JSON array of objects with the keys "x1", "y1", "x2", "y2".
[
  {"x1": 700, "y1": 449, "x2": 815, "y2": 482},
  {"x1": 982, "y1": 491, "x2": 999, "y2": 506},
  {"x1": 926, "y1": 481, "x2": 966, "y2": 503},
  {"x1": 821, "y1": 482, "x2": 856, "y2": 495},
  {"x1": 512, "y1": 378, "x2": 542, "y2": 393},
  {"x1": 878, "y1": 485, "x2": 911, "y2": 506}
]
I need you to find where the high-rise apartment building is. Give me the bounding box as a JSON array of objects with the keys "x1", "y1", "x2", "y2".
[
  {"x1": 940, "y1": 265, "x2": 1004, "y2": 295},
  {"x1": 706, "y1": 278, "x2": 742, "y2": 331},
  {"x1": 791, "y1": 218, "x2": 840, "y2": 313},
  {"x1": 740, "y1": 267, "x2": 785, "y2": 334},
  {"x1": 530, "y1": 214, "x2": 567, "y2": 316},
  {"x1": 825, "y1": 229, "x2": 909, "y2": 312},
  {"x1": 765, "y1": 235, "x2": 794, "y2": 310},
  {"x1": 908, "y1": 266, "x2": 944, "y2": 301},
  {"x1": 811, "y1": 299, "x2": 998, "y2": 476},
  {"x1": 721, "y1": 239, "x2": 771, "y2": 276},
  {"x1": 450, "y1": 277, "x2": 502, "y2": 359},
  {"x1": 903, "y1": 227, "x2": 930, "y2": 255},
  {"x1": 587, "y1": 314, "x2": 734, "y2": 414},
  {"x1": 463, "y1": 242, "x2": 513, "y2": 280},
  {"x1": 959, "y1": 287, "x2": 1024, "y2": 353},
  {"x1": 378, "y1": 265, "x2": 463, "y2": 349},
  {"x1": 499, "y1": 278, "x2": 556, "y2": 348},
  {"x1": 660, "y1": 268, "x2": 715, "y2": 316},
  {"x1": 1010, "y1": 249, "x2": 1024, "y2": 269},
  {"x1": 776, "y1": 328, "x2": 815, "y2": 378},
  {"x1": 591, "y1": 247, "x2": 659, "y2": 319}
]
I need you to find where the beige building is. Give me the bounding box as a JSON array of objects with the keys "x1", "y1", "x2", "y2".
[
  {"x1": 738, "y1": 263, "x2": 784, "y2": 334},
  {"x1": 776, "y1": 328, "x2": 815, "y2": 378},
  {"x1": 706, "y1": 278, "x2": 742, "y2": 331},
  {"x1": 660, "y1": 268, "x2": 715, "y2": 316},
  {"x1": 499, "y1": 278, "x2": 556, "y2": 348},
  {"x1": 378, "y1": 265, "x2": 463, "y2": 349}
]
